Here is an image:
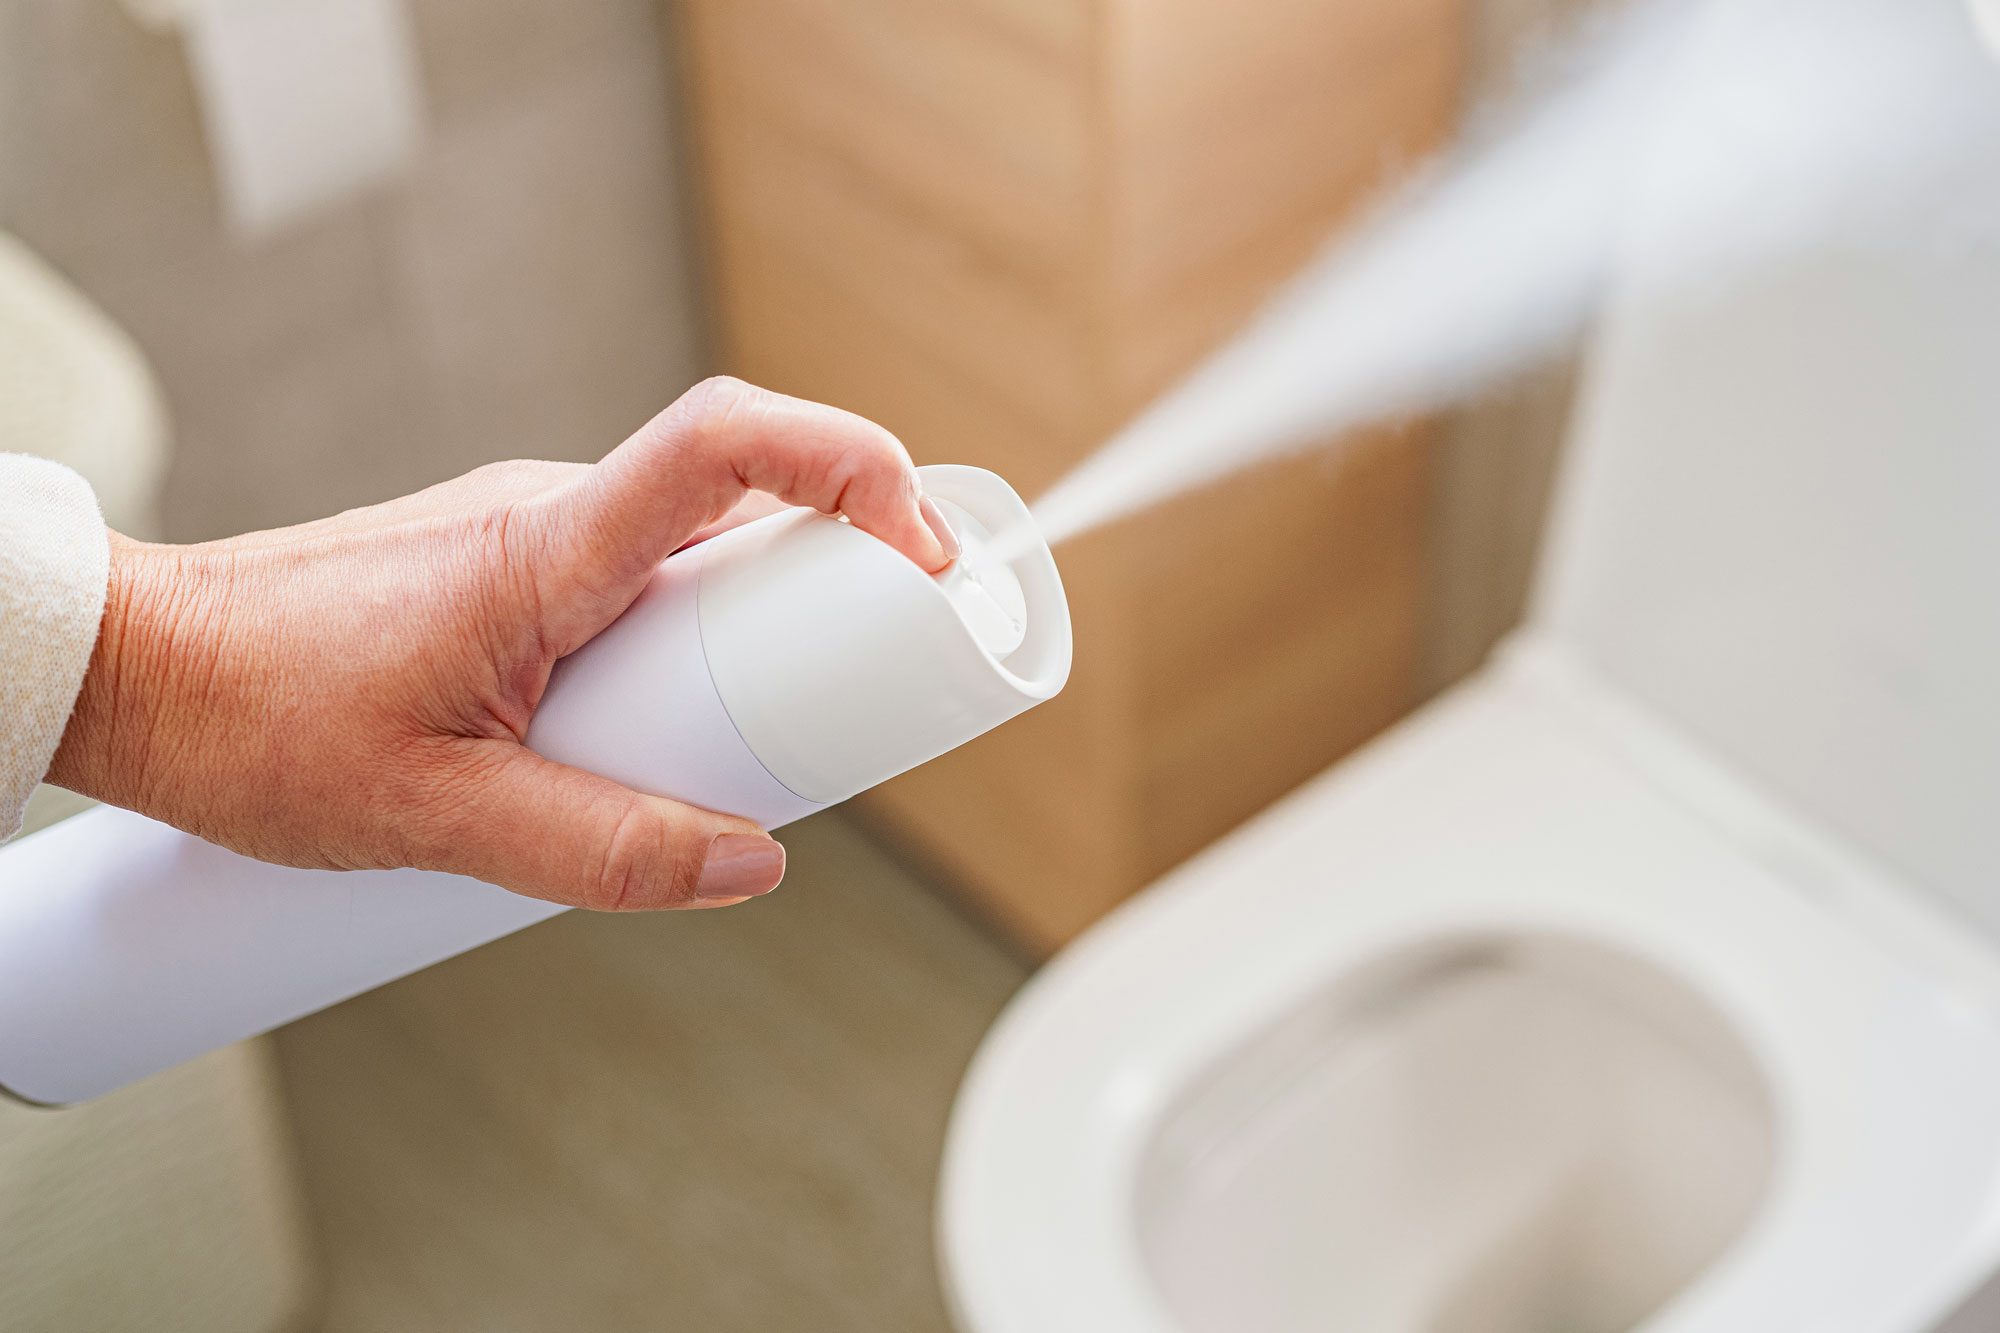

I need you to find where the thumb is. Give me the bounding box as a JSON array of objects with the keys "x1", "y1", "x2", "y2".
[{"x1": 413, "y1": 741, "x2": 787, "y2": 911}]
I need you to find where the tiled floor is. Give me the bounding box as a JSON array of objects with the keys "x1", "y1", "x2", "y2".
[{"x1": 273, "y1": 813, "x2": 1028, "y2": 1333}]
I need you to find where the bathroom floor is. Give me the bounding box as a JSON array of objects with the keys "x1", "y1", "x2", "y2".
[{"x1": 273, "y1": 814, "x2": 1026, "y2": 1333}]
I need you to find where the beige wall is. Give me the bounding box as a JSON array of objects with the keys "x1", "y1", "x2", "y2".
[{"x1": 0, "y1": 0, "x2": 708, "y2": 542}]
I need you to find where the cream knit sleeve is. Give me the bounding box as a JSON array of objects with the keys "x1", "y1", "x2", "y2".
[{"x1": 0, "y1": 454, "x2": 109, "y2": 840}]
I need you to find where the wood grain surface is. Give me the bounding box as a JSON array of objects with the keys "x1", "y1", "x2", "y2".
[{"x1": 677, "y1": 0, "x2": 1464, "y2": 950}]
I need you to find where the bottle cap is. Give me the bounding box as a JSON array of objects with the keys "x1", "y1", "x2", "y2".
[{"x1": 695, "y1": 465, "x2": 1072, "y2": 805}]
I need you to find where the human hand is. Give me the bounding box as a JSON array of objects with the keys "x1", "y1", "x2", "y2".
[{"x1": 48, "y1": 378, "x2": 960, "y2": 911}]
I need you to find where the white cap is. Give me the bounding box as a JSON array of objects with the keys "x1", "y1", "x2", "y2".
[{"x1": 695, "y1": 464, "x2": 1072, "y2": 805}]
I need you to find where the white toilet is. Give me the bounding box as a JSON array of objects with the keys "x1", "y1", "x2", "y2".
[{"x1": 938, "y1": 3, "x2": 2000, "y2": 1330}]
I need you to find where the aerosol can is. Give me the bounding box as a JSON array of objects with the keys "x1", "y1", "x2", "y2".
[{"x1": 0, "y1": 464, "x2": 1070, "y2": 1104}]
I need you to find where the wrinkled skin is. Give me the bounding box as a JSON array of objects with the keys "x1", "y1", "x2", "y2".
[{"x1": 50, "y1": 378, "x2": 956, "y2": 911}]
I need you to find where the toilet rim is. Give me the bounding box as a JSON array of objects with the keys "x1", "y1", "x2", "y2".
[{"x1": 940, "y1": 667, "x2": 2000, "y2": 1333}]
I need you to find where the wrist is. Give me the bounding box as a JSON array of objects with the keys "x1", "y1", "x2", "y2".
[{"x1": 47, "y1": 534, "x2": 221, "y2": 813}]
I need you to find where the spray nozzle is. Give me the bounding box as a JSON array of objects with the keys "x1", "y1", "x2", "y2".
[{"x1": 929, "y1": 499, "x2": 1030, "y2": 657}]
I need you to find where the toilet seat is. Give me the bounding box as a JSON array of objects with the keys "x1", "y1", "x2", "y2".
[{"x1": 939, "y1": 654, "x2": 2000, "y2": 1333}]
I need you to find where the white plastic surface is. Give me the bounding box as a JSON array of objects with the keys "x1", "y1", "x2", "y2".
[
  {"x1": 527, "y1": 544, "x2": 819, "y2": 829},
  {"x1": 700, "y1": 465, "x2": 1069, "y2": 805},
  {"x1": 0, "y1": 807, "x2": 569, "y2": 1106},
  {"x1": 939, "y1": 673, "x2": 2000, "y2": 1333},
  {"x1": 930, "y1": 500, "x2": 1029, "y2": 658},
  {"x1": 1139, "y1": 936, "x2": 1773, "y2": 1332}
]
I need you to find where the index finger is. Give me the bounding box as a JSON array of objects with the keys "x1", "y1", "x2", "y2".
[{"x1": 578, "y1": 377, "x2": 949, "y2": 589}]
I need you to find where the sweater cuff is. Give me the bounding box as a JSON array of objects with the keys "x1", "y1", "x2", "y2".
[{"x1": 0, "y1": 455, "x2": 110, "y2": 840}]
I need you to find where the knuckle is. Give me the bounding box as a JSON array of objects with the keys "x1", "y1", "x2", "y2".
[
  {"x1": 858, "y1": 423, "x2": 918, "y2": 483},
  {"x1": 677, "y1": 375, "x2": 756, "y2": 436},
  {"x1": 830, "y1": 430, "x2": 915, "y2": 508},
  {"x1": 845, "y1": 436, "x2": 899, "y2": 481},
  {"x1": 459, "y1": 462, "x2": 577, "y2": 540},
  {"x1": 694, "y1": 373, "x2": 750, "y2": 397},
  {"x1": 586, "y1": 803, "x2": 655, "y2": 912},
  {"x1": 585, "y1": 803, "x2": 700, "y2": 912},
  {"x1": 467, "y1": 458, "x2": 565, "y2": 492}
]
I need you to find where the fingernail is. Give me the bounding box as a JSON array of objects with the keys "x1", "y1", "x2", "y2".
[
  {"x1": 695, "y1": 834, "x2": 785, "y2": 902},
  {"x1": 919, "y1": 495, "x2": 962, "y2": 565}
]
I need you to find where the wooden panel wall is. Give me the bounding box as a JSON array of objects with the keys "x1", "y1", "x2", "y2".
[{"x1": 676, "y1": 0, "x2": 1463, "y2": 952}]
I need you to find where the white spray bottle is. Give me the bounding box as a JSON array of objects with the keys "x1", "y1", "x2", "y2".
[{"x1": 0, "y1": 465, "x2": 1070, "y2": 1105}]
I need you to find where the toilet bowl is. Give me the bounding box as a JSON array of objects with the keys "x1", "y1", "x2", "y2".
[
  {"x1": 940, "y1": 2, "x2": 2000, "y2": 1328},
  {"x1": 941, "y1": 650, "x2": 2000, "y2": 1333}
]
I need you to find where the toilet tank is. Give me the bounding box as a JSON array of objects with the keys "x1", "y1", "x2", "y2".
[{"x1": 1531, "y1": 0, "x2": 2000, "y2": 933}]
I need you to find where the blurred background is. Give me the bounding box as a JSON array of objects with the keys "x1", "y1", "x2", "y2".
[{"x1": 2, "y1": 0, "x2": 1588, "y2": 1328}]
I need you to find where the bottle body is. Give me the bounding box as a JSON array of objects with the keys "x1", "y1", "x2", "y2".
[
  {"x1": 0, "y1": 465, "x2": 1069, "y2": 1104},
  {"x1": 526, "y1": 538, "x2": 825, "y2": 828},
  {"x1": 0, "y1": 540, "x2": 816, "y2": 1107}
]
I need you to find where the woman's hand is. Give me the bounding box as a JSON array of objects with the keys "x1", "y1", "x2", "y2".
[{"x1": 48, "y1": 378, "x2": 958, "y2": 911}]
